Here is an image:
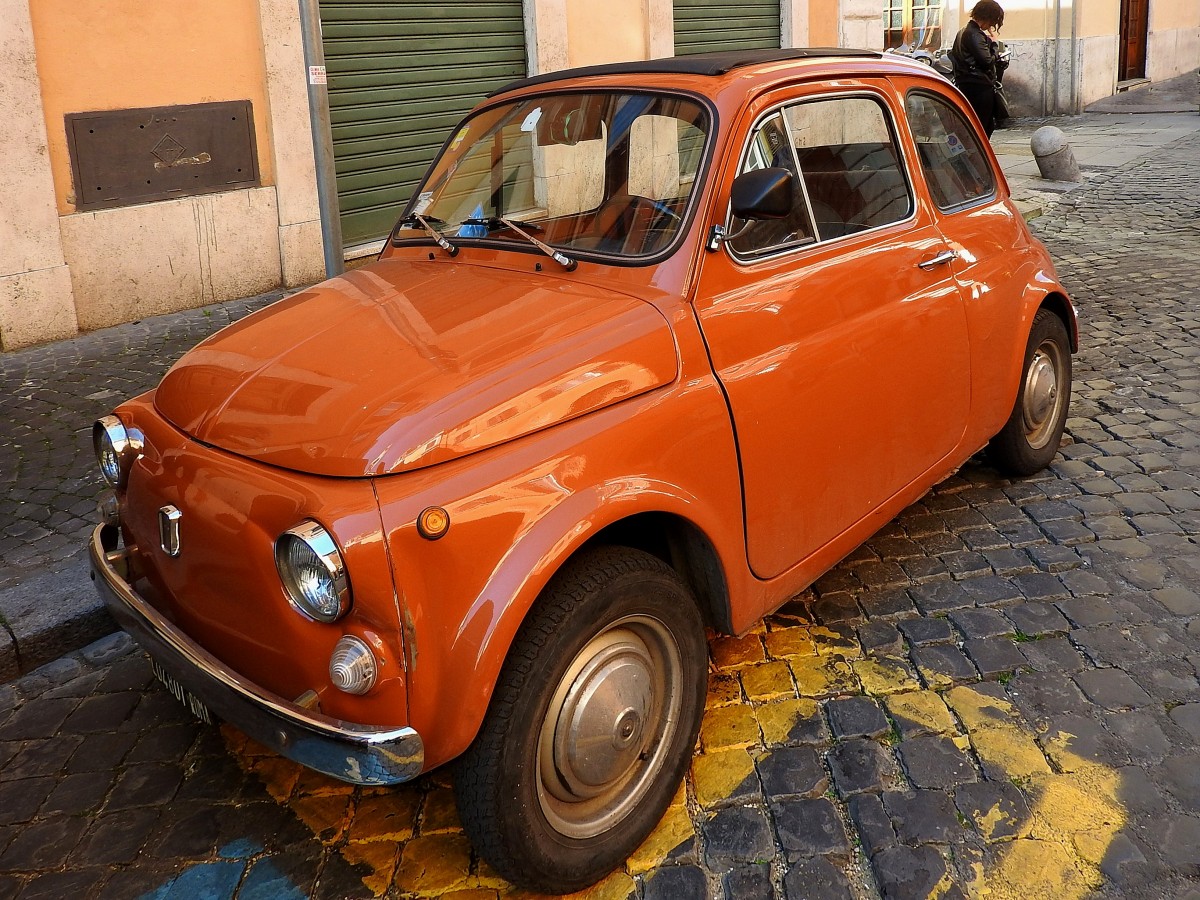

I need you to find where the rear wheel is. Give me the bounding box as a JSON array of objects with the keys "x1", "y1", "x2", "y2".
[
  {"x1": 454, "y1": 546, "x2": 708, "y2": 894},
  {"x1": 987, "y1": 308, "x2": 1072, "y2": 475}
]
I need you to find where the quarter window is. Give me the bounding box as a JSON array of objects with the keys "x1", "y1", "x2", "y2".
[
  {"x1": 730, "y1": 95, "x2": 913, "y2": 258},
  {"x1": 905, "y1": 92, "x2": 996, "y2": 209}
]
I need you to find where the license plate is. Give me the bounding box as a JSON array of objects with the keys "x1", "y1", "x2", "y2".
[{"x1": 151, "y1": 659, "x2": 214, "y2": 725}]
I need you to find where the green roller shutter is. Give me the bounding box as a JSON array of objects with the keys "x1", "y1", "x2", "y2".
[
  {"x1": 674, "y1": 0, "x2": 781, "y2": 55},
  {"x1": 319, "y1": 1, "x2": 526, "y2": 248}
]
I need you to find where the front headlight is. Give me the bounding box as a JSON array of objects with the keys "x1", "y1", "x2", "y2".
[
  {"x1": 93, "y1": 415, "x2": 143, "y2": 488},
  {"x1": 274, "y1": 521, "x2": 351, "y2": 623}
]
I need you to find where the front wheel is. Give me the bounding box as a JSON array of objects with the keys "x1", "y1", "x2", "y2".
[
  {"x1": 454, "y1": 546, "x2": 708, "y2": 894},
  {"x1": 987, "y1": 308, "x2": 1072, "y2": 475}
]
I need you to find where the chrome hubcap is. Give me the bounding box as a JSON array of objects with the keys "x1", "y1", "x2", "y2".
[
  {"x1": 537, "y1": 616, "x2": 683, "y2": 839},
  {"x1": 1022, "y1": 341, "x2": 1064, "y2": 450}
]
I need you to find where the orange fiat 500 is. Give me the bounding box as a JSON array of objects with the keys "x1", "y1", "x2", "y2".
[{"x1": 91, "y1": 49, "x2": 1076, "y2": 893}]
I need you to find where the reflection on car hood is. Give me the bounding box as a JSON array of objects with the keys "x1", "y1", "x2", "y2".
[{"x1": 154, "y1": 258, "x2": 678, "y2": 477}]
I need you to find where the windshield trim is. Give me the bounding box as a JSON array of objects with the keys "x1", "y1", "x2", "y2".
[{"x1": 390, "y1": 87, "x2": 720, "y2": 269}]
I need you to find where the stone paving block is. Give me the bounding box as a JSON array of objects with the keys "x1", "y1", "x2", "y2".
[
  {"x1": 949, "y1": 608, "x2": 1013, "y2": 640},
  {"x1": 897, "y1": 735, "x2": 977, "y2": 789},
  {"x1": 702, "y1": 805, "x2": 774, "y2": 868},
  {"x1": 901, "y1": 557, "x2": 950, "y2": 584},
  {"x1": 0, "y1": 814, "x2": 88, "y2": 870},
  {"x1": 781, "y1": 855, "x2": 854, "y2": 900},
  {"x1": 981, "y1": 548, "x2": 1039, "y2": 577},
  {"x1": 691, "y1": 748, "x2": 760, "y2": 808},
  {"x1": 642, "y1": 864, "x2": 706, "y2": 900},
  {"x1": 1056, "y1": 596, "x2": 1123, "y2": 627},
  {"x1": 828, "y1": 696, "x2": 889, "y2": 740},
  {"x1": 771, "y1": 796, "x2": 851, "y2": 858},
  {"x1": 711, "y1": 633, "x2": 766, "y2": 670},
  {"x1": 828, "y1": 738, "x2": 901, "y2": 796},
  {"x1": 909, "y1": 582, "x2": 972, "y2": 615},
  {"x1": 701, "y1": 703, "x2": 761, "y2": 751},
  {"x1": 882, "y1": 789, "x2": 965, "y2": 845},
  {"x1": 961, "y1": 575, "x2": 1025, "y2": 608},
  {"x1": 1016, "y1": 635, "x2": 1087, "y2": 674},
  {"x1": 739, "y1": 660, "x2": 795, "y2": 703},
  {"x1": 852, "y1": 656, "x2": 921, "y2": 696},
  {"x1": 755, "y1": 746, "x2": 827, "y2": 798},
  {"x1": 963, "y1": 637, "x2": 1028, "y2": 680},
  {"x1": 912, "y1": 645, "x2": 978, "y2": 689},
  {"x1": 812, "y1": 591, "x2": 863, "y2": 625},
  {"x1": 762, "y1": 627, "x2": 815, "y2": 660},
  {"x1": 954, "y1": 780, "x2": 1031, "y2": 843},
  {"x1": 871, "y1": 844, "x2": 954, "y2": 900},
  {"x1": 1010, "y1": 572, "x2": 1069, "y2": 601},
  {"x1": 898, "y1": 617, "x2": 954, "y2": 647},
  {"x1": 754, "y1": 698, "x2": 828, "y2": 747},
  {"x1": 1153, "y1": 586, "x2": 1200, "y2": 616},
  {"x1": 722, "y1": 863, "x2": 773, "y2": 900},
  {"x1": 1071, "y1": 668, "x2": 1154, "y2": 711},
  {"x1": 1072, "y1": 625, "x2": 1149, "y2": 668},
  {"x1": 940, "y1": 551, "x2": 992, "y2": 579},
  {"x1": 1004, "y1": 602, "x2": 1071, "y2": 637},
  {"x1": 848, "y1": 792, "x2": 897, "y2": 857},
  {"x1": 885, "y1": 691, "x2": 956, "y2": 738},
  {"x1": 789, "y1": 655, "x2": 858, "y2": 699},
  {"x1": 857, "y1": 620, "x2": 906, "y2": 657},
  {"x1": 1036, "y1": 715, "x2": 1128, "y2": 772},
  {"x1": 859, "y1": 589, "x2": 917, "y2": 619},
  {"x1": 1009, "y1": 670, "x2": 1096, "y2": 723}
]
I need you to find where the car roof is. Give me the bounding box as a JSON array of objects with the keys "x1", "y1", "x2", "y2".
[{"x1": 490, "y1": 48, "x2": 885, "y2": 97}]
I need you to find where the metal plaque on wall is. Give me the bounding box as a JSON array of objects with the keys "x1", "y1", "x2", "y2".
[{"x1": 66, "y1": 101, "x2": 259, "y2": 211}]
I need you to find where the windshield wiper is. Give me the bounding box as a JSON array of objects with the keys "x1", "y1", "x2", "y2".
[
  {"x1": 484, "y1": 216, "x2": 576, "y2": 272},
  {"x1": 395, "y1": 213, "x2": 458, "y2": 257}
]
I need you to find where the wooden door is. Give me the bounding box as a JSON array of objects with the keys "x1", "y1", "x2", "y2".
[{"x1": 1119, "y1": 0, "x2": 1149, "y2": 81}]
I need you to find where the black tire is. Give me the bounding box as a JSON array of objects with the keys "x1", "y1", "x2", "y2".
[
  {"x1": 454, "y1": 546, "x2": 708, "y2": 894},
  {"x1": 987, "y1": 308, "x2": 1072, "y2": 476}
]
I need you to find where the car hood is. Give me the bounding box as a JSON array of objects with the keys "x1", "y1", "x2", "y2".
[{"x1": 153, "y1": 258, "x2": 678, "y2": 477}]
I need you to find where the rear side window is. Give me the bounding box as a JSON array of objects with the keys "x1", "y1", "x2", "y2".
[
  {"x1": 729, "y1": 95, "x2": 913, "y2": 258},
  {"x1": 905, "y1": 92, "x2": 996, "y2": 209}
]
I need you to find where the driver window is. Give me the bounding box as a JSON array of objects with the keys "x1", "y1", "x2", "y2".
[{"x1": 728, "y1": 113, "x2": 814, "y2": 257}]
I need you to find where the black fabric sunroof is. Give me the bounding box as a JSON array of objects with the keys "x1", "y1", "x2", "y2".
[{"x1": 489, "y1": 48, "x2": 882, "y2": 97}]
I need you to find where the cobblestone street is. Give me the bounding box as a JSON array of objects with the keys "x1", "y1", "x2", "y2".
[{"x1": 2, "y1": 123, "x2": 1200, "y2": 899}]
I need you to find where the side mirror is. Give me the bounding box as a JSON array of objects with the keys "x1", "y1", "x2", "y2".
[{"x1": 730, "y1": 167, "x2": 794, "y2": 220}]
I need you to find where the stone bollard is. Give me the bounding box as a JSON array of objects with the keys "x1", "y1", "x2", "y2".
[{"x1": 1031, "y1": 126, "x2": 1082, "y2": 182}]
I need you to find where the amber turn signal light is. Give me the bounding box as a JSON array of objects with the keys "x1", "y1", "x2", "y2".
[{"x1": 417, "y1": 506, "x2": 450, "y2": 540}]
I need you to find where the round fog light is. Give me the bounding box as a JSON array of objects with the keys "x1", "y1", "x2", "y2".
[{"x1": 329, "y1": 636, "x2": 377, "y2": 695}]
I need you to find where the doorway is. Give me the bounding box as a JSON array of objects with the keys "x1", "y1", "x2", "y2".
[{"x1": 1118, "y1": 0, "x2": 1149, "y2": 81}]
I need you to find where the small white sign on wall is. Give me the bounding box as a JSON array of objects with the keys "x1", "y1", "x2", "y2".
[{"x1": 308, "y1": 65, "x2": 327, "y2": 85}]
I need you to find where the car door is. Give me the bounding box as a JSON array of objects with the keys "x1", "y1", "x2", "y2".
[
  {"x1": 693, "y1": 85, "x2": 972, "y2": 581},
  {"x1": 901, "y1": 85, "x2": 1042, "y2": 440}
]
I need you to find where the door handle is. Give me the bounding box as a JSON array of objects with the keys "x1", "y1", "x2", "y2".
[{"x1": 917, "y1": 249, "x2": 957, "y2": 270}]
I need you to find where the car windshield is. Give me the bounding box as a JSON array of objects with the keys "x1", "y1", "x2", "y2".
[{"x1": 398, "y1": 91, "x2": 711, "y2": 261}]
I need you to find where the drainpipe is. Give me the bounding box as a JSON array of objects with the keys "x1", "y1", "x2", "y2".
[
  {"x1": 1069, "y1": 0, "x2": 1079, "y2": 113},
  {"x1": 1052, "y1": 0, "x2": 1062, "y2": 115},
  {"x1": 297, "y1": 0, "x2": 345, "y2": 277}
]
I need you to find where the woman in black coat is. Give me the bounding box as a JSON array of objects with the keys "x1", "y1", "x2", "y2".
[{"x1": 950, "y1": 1, "x2": 1005, "y2": 136}]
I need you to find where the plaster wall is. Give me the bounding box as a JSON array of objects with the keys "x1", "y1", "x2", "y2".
[
  {"x1": 809, "y1": 0, "x2": 841, "y2": 45},
  {"x1": 841, "y1": 0, "x2": 885, "y2": 48},
  {"x1": 258, "y1": 0, "x2": 325, "y2": 287},
  {"x1": 28, "y1": 0, "x2": 275, "y2": 216},
  {"x1": 61, "y1": 189, "x2": 283, "y2": 331},
  {"x1": 1147, "y1": 27, "x2": 1200, "y2": 83},
  {"x1": 568, "y1": 0, "x2": 650, "y2": 66},
  {"x1": 782, "y1": 0, "x2": 811, "y2": 46},
  {"x1": 0, "y1": 0, "x2": 78, "y2": 350},
  {"x1": 1152, "y1": 0, "x2": 1200, "y2": 31}
]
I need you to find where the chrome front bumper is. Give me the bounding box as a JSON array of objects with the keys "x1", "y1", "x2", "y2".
[{"x1": 89, "y1": 524, "x2": 424, "y2": 785}]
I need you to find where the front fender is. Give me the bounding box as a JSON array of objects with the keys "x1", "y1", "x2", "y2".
[{"x1": 373, "y1": 382, "x2": 745, "y2": 770}]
